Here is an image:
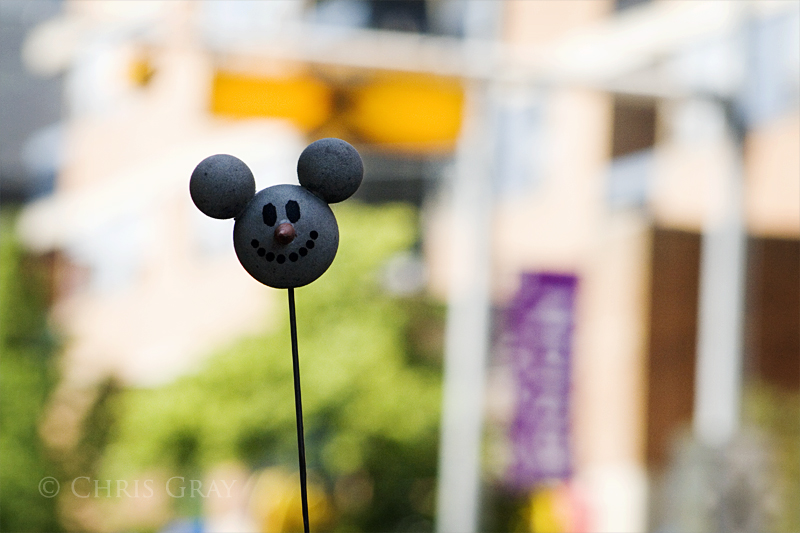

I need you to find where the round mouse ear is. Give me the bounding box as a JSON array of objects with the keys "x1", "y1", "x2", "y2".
[
  {"x1": 297, "y1": 138, "x2": 363, "y2": 204},
  {"x1": 190, "y1": 154, "x2": 256, "y2": 219}
]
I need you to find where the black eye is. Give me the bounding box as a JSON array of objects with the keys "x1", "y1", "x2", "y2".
[
  {"x1": 286, "y1": 200, "x2": 300, "y2": 223},
  {"x1": 263, "y1": 203, "x2": 277, "y2": 226}
]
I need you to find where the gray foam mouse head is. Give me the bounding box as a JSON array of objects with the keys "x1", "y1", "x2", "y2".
[{"x1": 190, "y1": 138, "x2": 363, "y2": 288}]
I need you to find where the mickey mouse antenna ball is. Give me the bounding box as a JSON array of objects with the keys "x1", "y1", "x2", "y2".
[{"x1": 190, "y1": 138, "x2": 363, "y2": 532}]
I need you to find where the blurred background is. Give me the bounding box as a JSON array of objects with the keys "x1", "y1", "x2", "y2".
[{"x1": 1, "y1": 1, "x2": 798, "y2": 532}]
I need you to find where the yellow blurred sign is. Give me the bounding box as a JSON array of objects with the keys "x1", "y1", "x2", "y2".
[
  {"x1": 347, "y1": 73, "x2": 464, "y2": 151},
  {"x1": 210, "y1": 69, "x2": 464, "y2": 153},
  {"x1": 211, "y1": 70, "x2": 333, "y2": 131}
]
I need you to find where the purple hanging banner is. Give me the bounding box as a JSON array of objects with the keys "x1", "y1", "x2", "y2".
[{"x1": 507, "y1": 272, "x2": 578, "y2": 488}]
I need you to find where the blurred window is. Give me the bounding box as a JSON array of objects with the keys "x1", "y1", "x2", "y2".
[
  {"x1": 354, "y1": 152, "x2": 445, "y2": 207},
  {"x1": 368, "y1": 0, "x2": 427, "y2": 33},
  {"x1": 607, "y1": 149, "x2": 653, "y2": 209},
  {"x1": 493, "y1": 91, "x2": 546, "y2": 198},
  {"x1": 741, "y1": 11, "x2": 800, "y2": 126},
  {"x1": 311, "y1": 0, "x2": 371, "y2": 28},
  {"x1": 645, "y1": 228, "x2": 701, "y2": 468},
  {"x1": 0, "y1": 0, "x2": 64, "y2": 203},
  {"x1": 312, "y1": 0, "x2": 466, "y2": 36},
  {"x1": 611, "y1": 97, "x2": 656, "y2": 158},
  {"x1": 608, "y1": 96, "x2": 657, "y2": 208}
]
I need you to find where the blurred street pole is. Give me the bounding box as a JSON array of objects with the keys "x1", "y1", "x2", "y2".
[
  {"x1": 436, "y1": 4, "x2": 501, "y2": 531},
  {"x1": 693, "y1": 99, "x2": 747, "y2": 448},
  {"x1": 692, "y1": 11, "x2": 750, "y2": 449},
  {"x1": 435, "y1": 79, "x2": 494, "y2": 533}
]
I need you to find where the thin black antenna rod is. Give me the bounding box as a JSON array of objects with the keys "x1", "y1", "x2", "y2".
[{"x1": 288, "y1": 288, "x2": 310, "y2": 533}]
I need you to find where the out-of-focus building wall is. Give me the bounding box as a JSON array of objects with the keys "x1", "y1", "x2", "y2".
[
  {"x1": 481, "y1": 2, "x2": 797, "y2": 532},
  {"x1": 491, "y1": 3, "x2": 650, "y2": 531},
  {"x1": 427, "y1": 0, "x2": 798, "y2": 531}
]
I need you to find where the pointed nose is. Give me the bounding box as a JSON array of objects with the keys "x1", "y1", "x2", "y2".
[{"x1": 274, "y1": 223, "x2": 296, "y2": 245}]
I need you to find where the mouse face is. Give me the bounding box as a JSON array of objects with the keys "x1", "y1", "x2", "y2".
[
  {"x1": 233, "y1": 184, "x2": 338, "y2": 288},
  {"x1": 190, "y1": 138, "x2": 363, "y2": 289}
]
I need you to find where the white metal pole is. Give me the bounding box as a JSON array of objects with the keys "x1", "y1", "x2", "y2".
[
  {"x1": 435, "y1": 4, "x2": 503, "y2": 531},
  {"x1": 693, "y1": 99, "x2": 747, "y2": 447},
  {"x1": 435, "y1": 81, "x2": 494, "y2": 533}
]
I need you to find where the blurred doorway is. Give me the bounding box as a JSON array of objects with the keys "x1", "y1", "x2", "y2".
[
  {"x1": 745, "y1": 237, "x2": 800, "y2": 392},
  {"x1": 645, "y1": 227, "x2": 701, "y2": 468}
]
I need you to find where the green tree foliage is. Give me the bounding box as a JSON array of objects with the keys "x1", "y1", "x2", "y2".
[
  {"x1": 0, "y1": 213, "x2": 62, "y2": 532},
  {"x1": 102, "y1": 203, "x2": 444, "y2": 531},
  {"x1": 743, "y1": 384, "x2": 800, "y2": 533}
]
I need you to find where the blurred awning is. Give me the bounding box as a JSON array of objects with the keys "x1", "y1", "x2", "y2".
[{"x1": 200, "y1": 1, "x2": 797, "y2": 99}]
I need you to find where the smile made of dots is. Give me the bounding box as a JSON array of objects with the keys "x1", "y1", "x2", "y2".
[{"x1": 250, "y1": 231, "x2": 319, "y2": 264}]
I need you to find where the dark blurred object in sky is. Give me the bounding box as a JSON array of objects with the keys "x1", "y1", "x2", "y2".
[
  {"x1": 313, "y1": 0, "x2": 467, "y2": 37},
  {"x1": 0, "y1": 0, "x2": 63, "y2": 204},
  {"x1": 369, "y1": 0, "x2": 427, "y2": 33},
  {"x1": 614, "y1": 0, "x2": 652, "y2": 13}
]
